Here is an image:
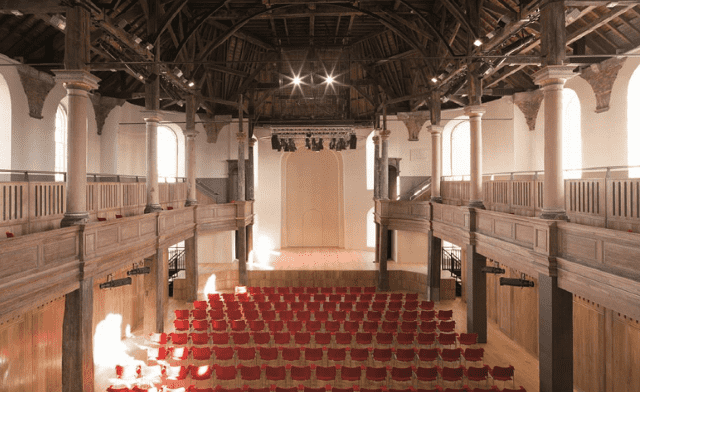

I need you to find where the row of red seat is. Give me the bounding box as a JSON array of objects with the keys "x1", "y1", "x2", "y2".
[
  {"x1": 242, "y1": 286, "x2": 377, "y2": 295},
  {"x1": 171, "y1": 318, "x2": 458, "y2": 334},
  {"x1": 191, "y1": 299, "x2": 434, "y2": 313},
  {"x1": 207, "y1": 291, "x2": 416, "y2": 303},
  {"x1": 150, "y1": 345, "x2": 486, "y2": 366},
  {"x1": 156, "y1": 331, "x2": 479, "y2": 349},
  {"x1": 173, "y1": 309, "x2": 453, "y2": 327}
]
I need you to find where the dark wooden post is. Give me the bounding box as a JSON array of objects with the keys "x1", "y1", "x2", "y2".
[{"x1": 62, "y1": 278, "x2": 94, "y2": 392}]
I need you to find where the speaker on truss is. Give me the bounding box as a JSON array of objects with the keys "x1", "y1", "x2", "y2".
[
  {"x1": 271, "y1": 134, "x2": 280, "y2": 150},
  {"x1": 349, "y1": 134, "x2": 357, "y2": 149}
]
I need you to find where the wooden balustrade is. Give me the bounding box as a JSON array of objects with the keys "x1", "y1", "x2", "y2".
[
  {"x1": 440, "y1": 176, "x2": 638, "y2": 232},
  {"x1": 1, "y1": 181, "x2": 189, "y2": 237}
]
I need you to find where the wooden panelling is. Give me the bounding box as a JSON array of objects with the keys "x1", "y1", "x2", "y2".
[
  {"x1": 92, "y1": 262, "x2": 146, "y2": 339},
  {"x1": 573, "y1": 296, "x2": 606, "y2": 392},
  {"x1": 608, "y1": 311, "x2": 640, "y2": 392},
  {"x1": 510, "y1": 270, "x2": 539, "y2": 357},
  {"x1": 0, "y1": 297, "x2": 65, "y2": 392}
]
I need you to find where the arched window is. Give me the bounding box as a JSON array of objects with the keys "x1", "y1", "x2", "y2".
[
  {"x1": 0, "y1": 74, "x2": 11, "y2": 175},
  {"x1": 442, "y1": 119, "x2": 470, "y2": 177},
  {"x1": 627, "y1": 66, "x2": 640, "y2": 177},
  {"x1": 562, "y1": 89, "x2": 582, "y2": 179},
  {"x1": 366, "y1": 133, "x2": 375, "y2": 190},
  {"x1": 158, "y1": 125, "x2": 178, "y2": 182},
  {"x1": 366, "y1": 207, "x2": 375, "y2": 248},
  {"x1": 55, "y1": 103, "x2": 68, "y2": 182}
]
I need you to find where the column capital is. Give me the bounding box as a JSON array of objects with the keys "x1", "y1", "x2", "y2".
[
  {"x1": 184, "y1": 129, "x2": 199, "y2": 138},
  {"x1": 533, "y1": 65, "x2": 578, "y2": 88},
  {"x1": 372, "y1": 135, "x2": 380, "y2": 145},
  {"x1": 53, "y1": 70, "x2": 100, "y2": 92},
  {"x1": 464, "y1": 105, "x2": 486, "y2": 117},
  {"x1": 379, "y1": 129, "x2": 391, "y2": 140},
  {"x1": 141, "y1": 110, "x2": 163, "y2": 123},
  {"x1": 236, "y1": 132, "x2": 247, "y2": 142},
  {"x1": 427, "y1": 125, "x2": 443, "y2": 134}
]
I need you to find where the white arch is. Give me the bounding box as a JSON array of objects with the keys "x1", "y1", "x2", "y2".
[
  {"x1": 366, "y1": 207, "x2": 375, "y2": 248},
  {"x1": 55, "y1": 102, "x2": 67, "y2": 181},
  {"x1": 627, "y1": 65, "x2": 640, "y2": 177},
  {"x1": 563, "y1": 89, "x2": 582, "y2": 179},
  {"x1": 441, "y1": 116, "x2": 470, "y2": 178},
  {"x1": 0, "y1": 74, "x2": 11, "y2": 173},
  {"x1": 366, "y1": 132, "x2": 374, "y2": 190}
]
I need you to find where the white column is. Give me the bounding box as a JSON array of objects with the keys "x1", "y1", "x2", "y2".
[
  {"x1": 184, "y1": 129, "x2": 198, "y2": 206},
  {"x1": 379, "y1": 129, "x2": 390, "y2": 200},
  {"x1": 373, "y1": 131, "x2": 381, "y2": 200},
  {"x1": 143, "y1": 110, "x2": 163, "y2": 213},
  {"x1": 53, "y1": 70, "x2": 100, "y2": 227},
  {"x1": 237, "y1": 131, "x2": 246, "y2": 202},
  {"x1": 466, "y1": 105, "x2": 486, "y2": 209},
  {"x1": 533, "y1": 66, "x2": 577, "y2": 220},
  {"x1": 428, "y1": 125, "x2": 443, "y2": 203}
]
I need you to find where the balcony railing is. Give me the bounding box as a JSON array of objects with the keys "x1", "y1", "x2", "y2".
[{"x1": 440, "y1": 166, "x2": 640, "y2": 232}]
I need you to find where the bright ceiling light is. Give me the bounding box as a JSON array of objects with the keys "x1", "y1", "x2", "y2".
[
  {"x1": 431, "y1": 77, "x2": 438, "y2": 83},
  {"x1": 474, "y1": 39, "x2": 482, "y2": 47},
  {"x1": 187, "y1": 81, "x2": 195, "y2": 87},
  {"x1": 292, "y1": 76, "x2": 301, "y2": 86},
  {"x1": 325, "y1": 76, "x2": 334, "y2": 85}
]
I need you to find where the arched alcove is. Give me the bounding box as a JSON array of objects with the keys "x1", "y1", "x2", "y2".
[
  {"x1": 0, "y1": 74, "x2": 12, "y2": 174},
  {"x1": 563, "y1": 89, "x2": 582, "y2": 179},
  {"x1": 54, "y1": 101, "x2": 67, "y2": 181},
  {"x1": 281, "y1": 148, "x2": 344, "y2": 248},
  {"x1": 627, "y1": 65, "x2": 640, "y2": 177},
  {"x1": 442, "y1": 117, "x2": 470, "y2": 178}
]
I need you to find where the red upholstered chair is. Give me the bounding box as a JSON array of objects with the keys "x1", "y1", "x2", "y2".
[
  {"x1": 213, "y1": 346, "x2": 235, "y2": 363},
  {"x1": 273, "y1": 332, "x2": 292, "y2": 347},
  {"x1": 355, "y1": 302, "x2": 370, "y2": 312},
  {"x1": 466, "y1": 365, "x2": 492, "y2": 389},
  {"x1": 170, "y1": 333, "x2": 188, "y2": 345},
  {"x1": 239, "y1": 365, "x2": 262, "y2": 388},
  {"x1": 417, "y1": 332, "x2": 436, "y2": 348},
  {"x1": 415, "y1": 366, "x2": 439, "y2": 390},
  {"x1": 190, "y1": 364, "x2": 213, "y2": 385},
  {"x1": 252, "y1": 332, "x2": 271, "y2": 346},
  {"x1": 372, "y1": 348, "x2": 393, "y2": 367},
  {"x1": 262, "y1": 310, "x2": 277, "y2": 322},
  {"x1": 349, "y1": 311, "x2": 365, "y2": 323},
  {"x1": 328, "y1": 294, "x2": 342, "y2": 303},
  {"x1": 364, "y1": 287, "x2": 376, "y2": 293},
  {"x1": 314, "y1": 311, "x2": 329, "y2": 323},
  {"x1": 438, "y1": 321, "x2": 456, "y2": 333},
  {"x1": 282, "y1": 347, "x2": 302, "y2": 366},
  {"x1": 190, "y1": 346, "x2": 213, "y2": 361},
  {"x1": 440, "y1": 367, "x2": 464, "y2": 390},
  {"x1": 349, "y1": 348, "x2": 369, "y2": 367},
  {"x1": 390, "y1": 366, "x2": 413, "y2": 390},
  {"x1": 490, "y1": 365, "x2": 515, "y2": 389},
  {"x1": 416, "y1": 311, "x2": 433, "y2": 323},
  {"x1": 363, "y1": 366, "x2": 388, "y2": 389},
  {"x1": 419, "y1": 301, "x2": 434, "y2": 311},
  {"x1": 387, "y1": 301, "x2": 403, "y2": 312},
  {"x1": 390, "y1": 293, "x2": 404, "y2": 301},
  {"x1": 335, "y1": 332, "x2": 353, "y2": 348},
  {"x1": 462, "y1": 348, "x2": 484, "y2": 366},
  {"x1": 336, "y1": 287, "x2": 349, "y2": 294},
  {"x1": 458, "y1": 332, "x2": 480, "y2": 348},
  {"x1": 273, "y1": 301, "x2": 289, "y2": 311},
  {"x1": 211, "y1": 332, "x2": 230, "y2": 345},
  {"x1": 343, "y1": 321, "x2": 359, "y2": 334},
  {"x1": 375, "y1": 293, "x2": 388, "y2": 302},
  {"x1": 276, "y1": 287, "x2": 290, "y2": 294},
  {"x1": 262, "y1": 287, "x2": 275, "y2": 295},
  {"x1": 375, "y1": 332, "x2": 394, "y2": 349},
  {"x1": 419, "y1": 321, "x2": 437, "y2": 333},
  {"x1": 227, "y1": 309, "x2": 243, "y2": 321},
  {"x1": 208, "y1": 293, "x2": 221, "y2": 300},
  {"x1": 225, "y1": 301, "x2": 240, "y2": 311},
  {"x1": 305, "y1": 320, "x2": 322, "y2": 333},
  {"x1": 290, "y1": 365, "x2": 312, "y2": 388},
  {"x1": 294, "y1": 332, "x2": 312, "y2": 347},
  {"x1": 440, "y1": 348, "x2": 462, "y2": 367},
  {"x1": 175, "y1": 310, "x2": 190, "y2": 319},
  {"x1": 327, "y1": 348, "x2": 347, "y2": 367},
  {"x1": 296, "y1": 311, "x2": 311, "y2": 322},
  {"x1": 362, "y1": 321, "x2": 379, "y2": 334},
  {"x1": 400, "y1": 321, "x2": 417, "y2": 334},
  {"x1": 298, "y1": 293, "x2": 311, "y2": 303},
  {"x1": 306, "y1": 301, "x2": 321, "y2": 313},
  {"x1": 214, "y1": 365, "x2": 238, "y2": 388},
  {"x1": 381, "y1": 321, "x2": 398, "y2": 334},
  {"x1": 437, "y1": 310, "x2": 453, "y2": 321},
  {"x1": 303, "y1": 347, "x2": 324, "y2": 366},
  {"x1": 354, "y1": 332, "x2": 373, "y2": 349},
  {"x1": 267, "y1": 320, "x2": 285, "y2": 333},
  {"x1": 314, "y1": 332, "x2": 332, "y2": 347},
  {"x1": 314, "y1": 366, "x2": 338, "y2": 387},
  {"x1": 279, "y1": 310, "x2": 295, "y2": 322},
  {"x1": 293, "y1": 287, "x2": 305, "y2": 295},
  {"x1": 211, "y1": 320, "x2": 228, "y2": 332},
  {"x1": 248, "y1": 320, "x2": 265, "y2": 332},
  {"x1": 385, "y1": 311, "x2": 400, "y2": 322},
  {"x1": 256, "y1": 301, "x2": 271, "y2": 312},
  {"x1": 231, "y1": 332, "x2": 251, "y2": 346},
  {"x1": 438, "y1": 332, "x2": 458, "y2": 349},
  {"x1": 402, "y1": 301, "x2": 419, "y2": 311},
  {"x1": 193, "y1": 301, "x2": 208, "y2": 310},
  {"x1": 332, "y1": 310, "x2": 347, "y2": 322},
  {"x1": 314, "y1": 293, "x2": 326, "y2": 302},
  {"x1": 209, "y1": 309, "x2": 225, "y2": 321},
  {"x1": 359, "y1": 294, "x2": 373, "y2": 302},
  {"x1": 235, "y1": 347, "x2": 256, "y2": 365},
  {"x1": 340, "y1": 366, "x2": 362, "y2": 388},
  {"x1": 371, "y1": 302, "x2": 386, "y2": 312},
  {"x1": 192, "y1": 320, "x2": 209, "y2": 332},
  {"x1": 394, "y1": 348, "x2": 416, "y2": 367},
  {"x1": 191, "y1": 333, "x2": 210, "y2": 345},
  {"x1": 259, "y1": 347, "x2": 279, "y2": 366},
  {"x1": 244, "y1": 310, "x2": 259, "y2": 321},
  {"x1": 173, "y1": 319, "x2": 190, "y2": 331},
  {"x1": 264, "y1": 366, "x2": 287, "y2": 387},
  {"x1": 287, "y1": 320, "x2": 303, "y2": 333},
  {"x1": 323, "y1": 287, "x2": 335, "y2": 295},
  {"x1": 290, "y1": 301, "x2": 305, "y2": 312},
  {"x1": 405, "y1": 293, "x2": 419, "y2": 300},
  {"x1": 325, "y1": 321, "x2": 341, "y2": 333},
  {"x1": 209, "y1": 300, "x2": 225, "y2": 310},
  {"x1": 367, "y1": 311, "x2": 383, "y2": 323},
  {"x1": 417, "y1": 348, "x2": 439, "y2": 366}
]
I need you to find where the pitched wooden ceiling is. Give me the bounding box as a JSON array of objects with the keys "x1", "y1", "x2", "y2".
[{"x1": 0, "y1": 0, "x2": 640, "y2": 125}]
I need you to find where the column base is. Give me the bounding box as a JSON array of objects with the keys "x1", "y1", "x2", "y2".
[
  {"x1": 377, "y1": 273, "x2": 390, "y2": 291},
  {"x1": 539, "y1": 209, "x2": 570, "y2": 221},
  {"x1": 430, "y1": 196, "x2": 443, "y2": 203},
  {"x1": 468, "y1": 200, "x2": 486, "y2": 210},
  {"x1": 184, "y1": 200, "x2": 198, "y2": 207},
  {"x1": 60, "y1": 212, "x2": 89, "y2": 227},
  {"x1": 144, "y1": 203, "x2": 163, "y2": 214}
]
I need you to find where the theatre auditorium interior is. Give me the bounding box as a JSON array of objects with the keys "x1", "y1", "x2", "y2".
[{"x1": 0, "y1": 0, "x2": 671, "y2": 428}]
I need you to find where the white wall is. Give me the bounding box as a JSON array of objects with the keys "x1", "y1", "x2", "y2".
[
  {"x1": 394, "y1": 230, "x2": 428, "y2": 264},
  {"x1": 198, "y1": 231, "x2": 235, "y2": 263}
]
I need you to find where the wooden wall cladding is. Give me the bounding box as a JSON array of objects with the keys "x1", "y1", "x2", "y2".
[
  {"x1": 0, "y1": 297, "x2": 64, "y2": 392},
  {"x1": 92, "y1": 262, "x2": 146, "y2": 337}
]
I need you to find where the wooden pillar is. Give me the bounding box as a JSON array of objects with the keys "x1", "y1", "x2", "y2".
[
  {"x1": 143, "y1": 254, "x2": 159, "y2": 334},
  {"x1": 54, "y1": 5, "x2": 98, "y2": 227},
  {"x1": 379, "y1": 130, "x2": 390, "y2": 200},
  {"x1": 378, "y1": 223, "x2": 389, "y2": 290},
  {"x1": 428, "y1": 125, "x2": 443, "y2": 203},
  {"x1": 62, "y1": 278, "x2": 93, "y2": 392},
  {"x1": 184, "y1": 93, "x2": 198, "y2": 206},
  {"x1": 237, "y1": 95, "x2": 246, "y2": 203},
  {"x1": 426, "y1": 230, "x2": 441, "y2": 302},
  {"x1": 185, "y1": 232, "x2": 199, "y2": 303},
  {"x1": 538, "y1": 273, "x2": 574, "y2": 392},
  {"x1": 373, "y1": 132, "x2": 381, "y2": 199},
  {"x1": 466, "y1": 105, "x2": 486, "y2": 209},
  {"x1": 465, "y1": 245, "x2": 487, "y2": 342},
  {"x1": 154, "y1": 246, "x2": 167, "y2": 333},
  {"x1": 374, "y1": 221, "x2": 380, "y2": 263},
  {"x1": 237, "y1": 224, "x2": 248, "y2": 285}
]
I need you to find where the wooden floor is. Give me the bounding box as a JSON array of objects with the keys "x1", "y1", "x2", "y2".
[{"x1": 96, "y1": 248, "x2": 540, "y2": 392}]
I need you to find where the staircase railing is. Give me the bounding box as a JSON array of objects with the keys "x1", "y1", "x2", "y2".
[
  {"x1": 398, "y1": 177, "x2": 431, "y2": 201},
  {"x1": 168, "y1": 248, "x2": 185, "y2": 280},
  {"x1": 441, "y1": 247, "x2": 462, "y2": 296},
  {"x1": 196, "y1": 180, "x2": 221, "y2": 203}
]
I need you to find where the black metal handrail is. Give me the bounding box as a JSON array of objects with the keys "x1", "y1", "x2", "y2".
[
  {"x1": 168, "y1": 248, "x2": 186, "y2": 280},
  {"x1": 442, "y1": 248, "x2": 462, "y2": 278}
]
